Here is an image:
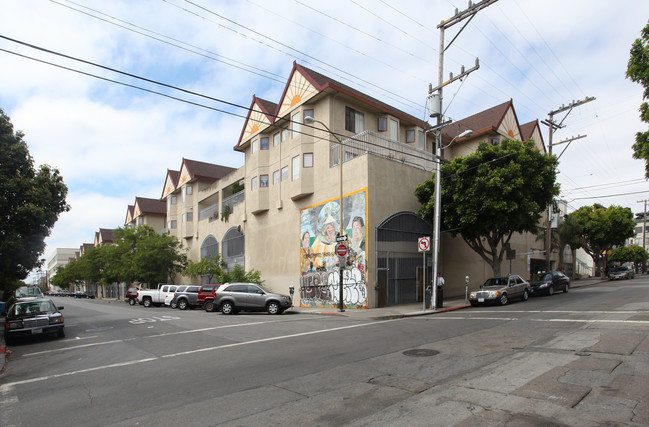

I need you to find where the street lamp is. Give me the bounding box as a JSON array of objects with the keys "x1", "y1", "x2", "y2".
[
  {"x1": 304, "y1": 115, "x2": 345, "y2": 312},
  {"x1": 431, "y1": 128, "x2": 472, "y2": 310}
]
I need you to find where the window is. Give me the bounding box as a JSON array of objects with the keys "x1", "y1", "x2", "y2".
[
  {"x1": 273, "y1": 170, "x2": 280, "y2": 184},
  {"x1": 260, "y1": 174, "x2": 269, "y2": 187},
  {"x1": 260, "y1": 137, "x2": 269, "y2": 150},
  {"x1": 281, "y1": 166, "x2": 288, "y2": 181},
  {"x1": 303, "y1": 109, "x2": 314, "y2": 123},
  {"x1": 378, "y1": 117, "x2": 387, "y2": 132},
  {"x1": 252, "y1": 139, "x2": 259, "y2": 153},
  {"x1": 200, "y1": 235, "x2": 219, "y2": 260},
  {"x1": 281, "y1": 128, "x2": 289, "y2": 142},
  {"x1": 137, "y1": 217, "x2": 143, "y2": 226},
  {"x1": 187, "y1": 212, "x2": 193, "y2": 222},
  {"x1": 251, "y1": 176, "x2": 258, "y2": 190},
  {"x1": 292, "y1": 156, "x2": 300, "y2": 180},
  {"x1": 186, "y1": 185, "x2": 192, "y2": 195},
  {"x1": 170, "y1": 220, "x2": 177, "y2": 229},
  {"x1": 304, "y1": 152, "x2": 313, "y2": 168},
  {"x1": 171, "y1": 196, "x2": 177, "y2": 205},
  {"x1": 389, "y1": 118, "x2": 398, "y2": 141},
  {"x1": 418, "y1": 130, "x2": 425, "y2": 150},
  {"x1": 345, "y1": 107, "x2": 364, "y2": 133},
  {"x1": 292, "y1": 112, "x2": 301, "y2": 138},
  {"x1": 273, "y1": 132, "x2": 280, "y2": 147},
  {"x1": 406, "y1": 129, "x2": 415, "y2": 143}
]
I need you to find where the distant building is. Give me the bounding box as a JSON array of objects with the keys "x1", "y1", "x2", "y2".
[{"x1": 46, "y1": 248, "x2": 78, "y2": 283}]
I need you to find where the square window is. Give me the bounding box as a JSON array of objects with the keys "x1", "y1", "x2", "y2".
[
  {"x1": 345, "y1": 106, "x2": 364, "y2": 133},
  {"x1": 171, "y1": 196, "x2": 177, "y2": 205},
  {"x1": 273, "y1": 132, "x2": 280, "y2": 147},
  {"x1": 273, "y1": 170, "x2": 280, "y2": 184},
  {"x1": 378, "y1": 117, "x2": 387, "y2": 132},
  {"x1": 170, "y1": 220, "x2": 177, "y2": 229},
  {"x1": 304, "y1": 109, "x2": 314, "y2": 123},
  {"x1": 251, "y1": 176, "x2": 258, "y2": 190},
  {"x1": 252, "y1": 139, "x2": 259, "y2": 153},
  {"x1": 260, "y1": 137, "x2": 269, "y2": 150},
  {"x1": 406, "y1": 130, "x2": 415, "y2": 143},
  {"x1": 281, "y1": 128, "x2": 289, "y2": 142},
  {"x1": 186, "y1": 185, "x2": 192, "y2": 195},
  {"x1": 260, "y1": 174, "x2": 269, "y2": 187},
  {"x1": 304, "y1": 153, "x2": 313, "y2": 168},
  {"x1": 281, "y1": 166, "x2": 288, "y2": 181},
  {"x1": 187, "y1": 212, "x2": 193, "y2": 222}
]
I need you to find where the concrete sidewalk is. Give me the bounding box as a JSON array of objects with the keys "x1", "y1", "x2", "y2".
[{"x1": 0, "y1": 275, "x2": 609, "y2": 375}]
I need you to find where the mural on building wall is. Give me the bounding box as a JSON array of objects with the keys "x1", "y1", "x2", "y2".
[{"x1": 299, "y1": 189, "x2": 368, "y2": 309}]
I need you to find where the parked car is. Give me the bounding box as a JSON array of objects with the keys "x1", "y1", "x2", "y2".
[
  {"x1": 125, "y1": 287, "x2": 140, "y2": 305},
  {"x1": 165, "y1": 285, "x2": 184, "y2": 308},
  {"x1": 4, "y1": 297, "x2": 65, "y2": 345},
  {"x1": 212, "y1": 282, "x2": 292, "y2": 315},
  {"x1": 609, "y1": 266, "x2": 634, "y2": 280},
  {"x1": 137, "y1": 283, "x2": 177, "y2": 307},
  {"x1": 199, "y1": 284, "x2": 222, "y2": 312},
  {"x1": 73, "y1": 292, "x2": 95, "y2": 299},
  {"x1": 529, "y1": 271, "x2": 570, "y2": 296},
  {"x1": 170, "y1": 285, "x2": 201, "y2": 310},
  {"x1": 469, "y1": 275, "x2": 530, "y2": 306}
]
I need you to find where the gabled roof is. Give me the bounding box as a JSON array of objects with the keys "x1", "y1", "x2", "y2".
[
  {"x1": 235, "y1": 61, "x2": 430, "y2": 151},
  {"x1": 134, "y1": 197, "x2": 166, "y2": 217},
  {"x1": 161, "y1": 169, "x2": 180, "y2": 199},
  {"x1": 125, "y1": 205, "x2": 134, "y2": 225},
  {"x1": 236, "y1": 96, "x2": 278, "y2": 149},
  {"x1": 442, "y1": 99, "x2": 524, "y2": 143},
  {"x1": 520, "y1": 119, "x2": 546, "y2": 152},
  {"x1": 177, "y1": 158, "x2": 237, "y2": 187},
  {"x1": 94, "y1": 228, "x2": 115, "y2": 246}
]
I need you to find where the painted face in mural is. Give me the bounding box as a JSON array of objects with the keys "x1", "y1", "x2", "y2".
[
  {"x1": 302, "y1": 231, "x2": 311, "y2": 250},
  {"x1": 352, "y1": 217, "x2": 365, "y2": 243},
  {"x1": 323, "y1": 223, "x2": 337, "y2": 243}
]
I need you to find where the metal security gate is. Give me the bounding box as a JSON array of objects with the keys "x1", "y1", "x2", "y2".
[{"x1": 376, "y1": 211, "x2": 432, "y2": 307}]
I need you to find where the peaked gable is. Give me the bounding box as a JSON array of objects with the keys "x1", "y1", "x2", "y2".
[
  {"x1": 178, "y1": 158, "x2": 236, "y2": 186},
  {"x1": 125, "y1": 205, "x2": 134, "y2": 225},
  {"x1": 134, "y1": 197, "x2": 166, "y2": 217},
  {"x1": 161, "y1": 169, "x2": 180, "y2": 199},
  {"x1": 443, "y1": 100, "x2": 523, "y2": 142},
  {"x1": 238, "y1": 96, "x2": 278, "y2": 147},
  {"x1": 521, "y1": 120, "x2": 546, "y2": 153},
  {"x1": 277, "y1": 66, "x2": 319, "y2": 117}
]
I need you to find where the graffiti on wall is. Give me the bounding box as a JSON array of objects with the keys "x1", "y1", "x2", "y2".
[{"x1": 300, "y1": 189, "x2": 367, "y2": 308}]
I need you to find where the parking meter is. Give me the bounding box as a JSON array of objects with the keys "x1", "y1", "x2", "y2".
[
  {"x1": 289, "y1": 285, "x2": 295, "y2": 297},
  {"x1": 465, "y1": 276, "x2": 469, "y2": 303}
]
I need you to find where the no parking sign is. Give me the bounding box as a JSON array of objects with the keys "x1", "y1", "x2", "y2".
[{"x1": 418, "y1": 237, "x2": 431, "y2": 252}]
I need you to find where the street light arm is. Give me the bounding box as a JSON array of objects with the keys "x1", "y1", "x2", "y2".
[{"x1": 440, "y1": 129, "x2": 473, "y2": 150}]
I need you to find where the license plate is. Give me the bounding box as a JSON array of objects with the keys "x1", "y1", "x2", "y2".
[
  {"x1": 32, "y1": 328, "x2": 43, "y2": 334},
  {"x1": 478, "y1": 298, "x2": 484, "y2": 303}
]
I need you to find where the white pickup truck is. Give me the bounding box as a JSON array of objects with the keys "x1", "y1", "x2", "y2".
[{"x1": 137, "y1": 283, "x2": 178, "y2": 307}]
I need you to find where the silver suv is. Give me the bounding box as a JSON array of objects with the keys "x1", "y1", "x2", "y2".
[
  {"x1": 213, "y1": 283, "x2": 292, "y2": 315},
  {"x1": 469, "y1": 274, "x2": 530, "y2": 306}
]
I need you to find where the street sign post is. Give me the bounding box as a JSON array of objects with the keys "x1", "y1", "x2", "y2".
[
  {"x1": 418, "y1": 237, "x2": 431, "y2": 310},
  {"x1": 335, "y1": 243, "x2": 348, "y2": 257}
]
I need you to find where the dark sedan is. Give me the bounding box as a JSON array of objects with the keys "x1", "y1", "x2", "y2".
[
  {"x1": 530, "y1": 271, "x2": 570, "y2": 296},
  {"x1": 4, "y1": 298, "x2": 65, "y2": 345}
]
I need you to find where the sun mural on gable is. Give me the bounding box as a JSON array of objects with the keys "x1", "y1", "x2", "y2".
[
  {"x1": 162, "y1": 176, "x2": 176, "y2": 198},
  {"x1": 242, "y1": 105, "x2": 271, "y2": 142},
  {"x1": 498, "y1": 107, "x2": 521, "y2": 140},
  {"x1": 278, "y1": 71, "x2": 319, "y2": 117}
]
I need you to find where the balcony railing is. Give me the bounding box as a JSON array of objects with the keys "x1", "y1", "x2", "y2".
[
  {"x1": 332, "y1": 130, "x2": 433, "y2": 171},
  {"x1": 223, "y1": 190, "x2": 245, "y2": 212},
  {"x1": 199, "y1": 202, "x2": 220, "y2": 222}
]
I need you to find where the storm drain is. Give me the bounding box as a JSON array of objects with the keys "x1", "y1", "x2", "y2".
[{"x1": 402, "y1": 349, "x2": 439, "y2": 357}]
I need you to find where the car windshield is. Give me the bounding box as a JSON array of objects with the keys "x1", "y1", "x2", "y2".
[
  {"x1": 13, "y1": 300, "x2": 55, "y2": 316},
  {"x1": 482, "y1": 277, "x2": 508, "y2": 287},
  {"x1": 533, "y1": 273, "x2": 552, "y2": 281}
]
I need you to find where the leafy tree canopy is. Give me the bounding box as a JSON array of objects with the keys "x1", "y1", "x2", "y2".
[
  {"x1": 608, "y1": 245, "x2": 649, "y2": 265},
  {"x1": 568, "y1": 204, "x2": 636, "y2": 270},
  {"x1": 416, "y1": 139, "x2": 559, "y2": 276},
  {"x1": 626, "y1": 21, "x2": 649, "y2": 177},
  {"x1": 0, "y1": 108, "x2": 69, "y2": 293},
  {"x1": 223, "y1": 264, "x2": 263, "y2": 285},
  {"x1": 185, "y1": 255, "x2": 228, "y2": 284}
]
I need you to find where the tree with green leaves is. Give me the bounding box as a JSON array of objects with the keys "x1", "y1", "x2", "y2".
[
  {"x1": 568, "y1": 204, "x2": 636, "y2": 275},
  {"x1": 222, "y1": 264, "x2": 263, "y2": 285},
  {"x1": 416, "y1": 139, "x2": 559, "y2": 276},
  {"x1": 185, "y1": 255, "x2": 228, "y2": 284},
  {"x1": 626, "y1": 21, "x2": 649, "y2": 177},
  {"x1": 608, "y1": 245, "x2": 649, "y2": 269},
  {"x1": 0, "y1": 108, "x2": 69, "y2": 296}
]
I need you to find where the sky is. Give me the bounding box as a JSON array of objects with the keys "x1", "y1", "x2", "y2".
[{"x1": 1, "y1": 0, "x2": 648, "y2": 281}]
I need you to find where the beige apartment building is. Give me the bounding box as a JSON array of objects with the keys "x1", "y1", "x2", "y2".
[{"x1": 151, "y1": 62, "x2": 557, "y2": 309}]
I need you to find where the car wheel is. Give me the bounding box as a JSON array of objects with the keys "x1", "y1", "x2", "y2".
[
  {"x1": 57, "y1": 328, "x2": 65, "y2": 339},
  {"x1": 178, "y1": 299, "x2": 188, "y2": 310},
  {"x1": 548, "y1": 286, "x2": 555, "y2": 296},
  {"x1": 170, "y1": 300, "x2": 178, "y2": 309},
  {"x1": 204, "y1": 300, "x2": 214, "y2": 312},
  {"x1": 564, "y1": 283, "x2": 569, "y2": 293},
  {"x1": 221, "y1": 301, "x2": 235, "y2": 315},
  {"x1": 521, "y1": 290, "x2": 529, "y2": 302},
  {"x1": 143, "y1": 297, "x2": 152, "y2": 307},
  {"x1": 267, "y1": 301, "x2": 280, "y2": 315},
  {"x1": 500, "y1": 293, "x2": 508, "y2": 306},
  {"x1": 128, "y1": 298, "x2": 136, "y2": 306}
]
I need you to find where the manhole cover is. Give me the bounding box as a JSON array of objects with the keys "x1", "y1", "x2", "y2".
[{"x1": 403, "y1": 349, "x2": 439, "y2": 357}]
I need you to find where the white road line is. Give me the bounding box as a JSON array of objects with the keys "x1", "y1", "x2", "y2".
[{"x1": 3, "y1": 319, "x2": 394, "y2": 388}]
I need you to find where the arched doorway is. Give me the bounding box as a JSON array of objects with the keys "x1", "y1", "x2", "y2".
[
  {"x1": 199, "y1": 235, "x2": 219, "y2": 284},
  {"x1": 223, "y1": 226, "x2": 245, "y2": 270},
  {"x1": 376, "y1": 211, "x2": 431, "y2": 307}
]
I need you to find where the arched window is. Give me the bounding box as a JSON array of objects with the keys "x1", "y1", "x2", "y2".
[
  {"x1": 223, "y1": 227, "x2": 245, "y2": 270},
  {"x1": 200, "y1": 235, "x2": 219, "y2": 259}
]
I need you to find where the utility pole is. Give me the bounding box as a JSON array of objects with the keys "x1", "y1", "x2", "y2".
[
  {"x1": 428, "y1": 0, "x2": 497, "y2": 311},
  {"x1": 542, "y1": 97, "x2": 595, "y2": 271}
]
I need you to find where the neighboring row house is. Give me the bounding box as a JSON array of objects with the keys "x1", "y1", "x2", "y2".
[{"x1": 111, "y1": 62, "x2": 560, "y2": 309}]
